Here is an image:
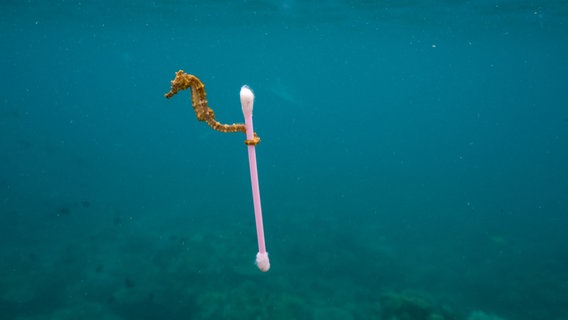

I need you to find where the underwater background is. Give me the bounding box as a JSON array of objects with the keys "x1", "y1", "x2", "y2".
[{"x1": 1, "y1": 1, "x2": 567, "y2": 319}]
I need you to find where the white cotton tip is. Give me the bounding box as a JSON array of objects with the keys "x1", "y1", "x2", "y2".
[
  {"x1": 256, "y1": 252, "x2": 270, "y2": 272},
  {"x1": 240, "y1": 85, "x2": 255, "y2": 117}
]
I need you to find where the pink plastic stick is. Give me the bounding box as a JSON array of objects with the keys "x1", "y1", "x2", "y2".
[{"x1": 240, "y1": 86, "x2": 270, "y2": 272}]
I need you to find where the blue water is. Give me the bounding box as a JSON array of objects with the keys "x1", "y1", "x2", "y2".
[{"x1": 1, "y1": 1, "x2": 567, "y2": 319}]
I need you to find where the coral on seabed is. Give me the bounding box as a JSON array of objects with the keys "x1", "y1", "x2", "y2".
[
  {"x1": 467, "y1": 310, "x2": 506, "y2": 320},
  {"x1": 379, "y1": 291, "x2": 460, "y2": 320}
]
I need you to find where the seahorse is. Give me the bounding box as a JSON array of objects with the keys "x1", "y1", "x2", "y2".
[{"x1": 165, "y1": 70, "x2": 260, "y2": 145}]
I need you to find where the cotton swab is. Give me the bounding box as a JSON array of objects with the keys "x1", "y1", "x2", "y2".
[{"x1": 240, "y1": 86, "x2": 270, "y2": 272}]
